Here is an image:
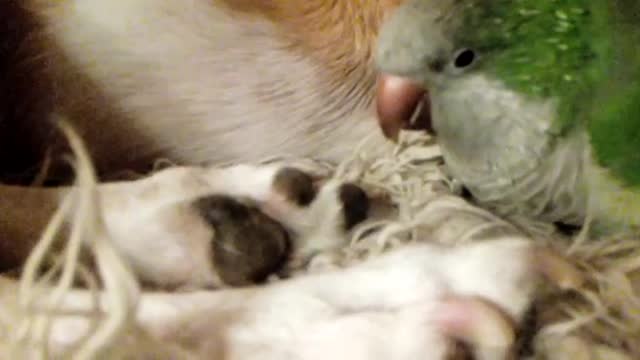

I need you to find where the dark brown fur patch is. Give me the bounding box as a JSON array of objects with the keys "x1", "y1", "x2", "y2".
[
  {"x1": 195, "y1": 195, "x2": 290, "y2": 286},
  {"x1": 339, "y1": 183, "x2": 369, "y2": 230},
  {"x1": 0, "y1": 0, "x2": 54, "y2": 184}
]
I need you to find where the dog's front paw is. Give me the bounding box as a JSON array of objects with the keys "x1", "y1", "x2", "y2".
[
  {"x1": 294, "y1": 297, "x2": 517, "y2": 360},
  {"x1": 207, "y1": 164, "x2": 370, "y2": 250},
  {"x1": 245, "y1": 237, "x2": 582, "y2": 359},
  {"x1": 98, "y1": 164, "x2": 370, "y2": 289},
  {"x1": 266, "y1": 167, "x2": 370, "y2": 257},
  {"x1": 354, "y1": 238, "x2": 582, "y2": 328}
]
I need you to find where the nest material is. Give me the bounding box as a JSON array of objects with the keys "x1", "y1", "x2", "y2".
[{"x1": 1, "y1": 127, "x2": 639, "y2": 359}]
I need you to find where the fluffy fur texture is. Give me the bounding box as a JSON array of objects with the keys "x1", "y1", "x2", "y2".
[{"x1": 5, "y1": 0, "x2": 398, "y2": 174}]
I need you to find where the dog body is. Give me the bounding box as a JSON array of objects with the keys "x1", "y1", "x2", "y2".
[
  {"x1": 0, "y1": 1, "x2": 581, "y2": 358},
  {"x1": 3, "y1": 0, "x2": 394, "y2": 176},
  {"x1": 1, "y1": 0, "x2": 396, "y2": 269}
]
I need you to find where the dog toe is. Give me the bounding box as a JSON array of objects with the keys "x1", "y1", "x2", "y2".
[
  {"x1": 272, "y1": 167, "x2": 317, "y2": 207},
  {"x1": 338, "y1": 183, "x2": 370, "y2": 230}
]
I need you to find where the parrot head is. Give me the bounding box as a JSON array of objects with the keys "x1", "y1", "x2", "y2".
[{"x1": 376, "y1": 0, "x2": 640, "y2": 232}]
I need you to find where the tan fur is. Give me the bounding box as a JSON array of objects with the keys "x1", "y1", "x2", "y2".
[
  {"x1": 20, "y1": 0, "x2": 403, "y2": 173},
  {"x1": 218, "y1": 0, "x2": 403, "y2": 83}
]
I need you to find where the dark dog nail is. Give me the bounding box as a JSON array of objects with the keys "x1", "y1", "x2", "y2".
[
  {"x1": 272, "y1": 167, "x2": 316, "y2": 206},
  {"x1": 339, "y1": 183, "x2": 370, "y2": 230}
]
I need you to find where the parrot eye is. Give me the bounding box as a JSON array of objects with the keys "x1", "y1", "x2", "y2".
[{"x1": 452, "y1": 48, "x2": 476, "y2": 70}]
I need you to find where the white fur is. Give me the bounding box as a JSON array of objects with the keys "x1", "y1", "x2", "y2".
[
  {"x1": 93, "y1": 164, "x2": 358, "y2": 289},
  {"x1": 44, "y1": 0, "x2": 390, "y2": 168},
  {"x1": 38, "y1": 237, "x2": 540, "y2": 359}
]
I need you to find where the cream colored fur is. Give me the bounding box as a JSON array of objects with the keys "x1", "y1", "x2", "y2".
[{"x1": 41, "y1": 0, "x2": 390, "y2": 167}]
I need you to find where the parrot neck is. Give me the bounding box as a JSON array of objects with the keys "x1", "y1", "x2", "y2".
[{"x1": 433, "y1": 74, "x2": 590, "y2": 226}]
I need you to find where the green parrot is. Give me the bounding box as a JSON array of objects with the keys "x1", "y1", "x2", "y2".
[{"x1": 375, "y1": 0, "x2": 640, "y2": 234}]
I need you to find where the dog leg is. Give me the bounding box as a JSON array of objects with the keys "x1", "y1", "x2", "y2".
[
  {"x1": 0, "y1": 163, "x2": 369, "y2": 289},
  {"x1": 1, "y1": 237, "x2": 582, "y2": 359},
  {"x1": 95, "y1": 164, "x2": 369, "y2": 289}
]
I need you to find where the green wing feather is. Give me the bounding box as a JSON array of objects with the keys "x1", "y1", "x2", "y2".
[
  {"x1": 586, "y1": 0, "x2": 640, "y2": 189},
  {"x1": 457, "y1": 0, "x2": 640, "y2": 188}
]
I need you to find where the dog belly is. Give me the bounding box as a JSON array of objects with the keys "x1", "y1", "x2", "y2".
[{"x1": 15, "y1": 0, "x2": 388, "y2": 178}]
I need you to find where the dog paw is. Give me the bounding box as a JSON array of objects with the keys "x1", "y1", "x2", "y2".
[
  {"x1": 97, "y1": 164, "x2": 370, "y2": 289},
  {"x1": 241, "y1": 237, "x2": 582, "y2": 359},
  {"x1": 193, "y1": 195, "x2": 290, "y2": 286},
  {"x1": 45, "y1": 235, "x2": 580, "y2": 359},
  {"x1": 291, "y1": 297, "x2": 516, "y2": 360},
  {"x1": 205, "y1": 164, "x2": 370, "y2": 238}
]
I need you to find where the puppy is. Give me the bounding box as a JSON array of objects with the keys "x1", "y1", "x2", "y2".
[{"x1": 1, "y1": 0, "x2": 420, "y2": 270}]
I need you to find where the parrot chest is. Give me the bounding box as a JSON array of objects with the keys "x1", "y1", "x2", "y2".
[{"x1": 432, "y1": 74, "x2": 589, "y2": 225}]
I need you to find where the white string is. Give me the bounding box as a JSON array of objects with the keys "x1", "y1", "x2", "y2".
[{"x1": 14, "y1": 119, "x2": 140, "y2": 359}]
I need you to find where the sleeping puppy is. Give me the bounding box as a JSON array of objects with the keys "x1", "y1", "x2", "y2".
[
  {"x1": 1, "y1": 0, "x2": 424, "y2": 271},
  {"x1": 0, "y1": 0, "x2": 427, "y2": 291},
  {"x1": 0, "y1": 0, "x2": 581, "y2": 358}
]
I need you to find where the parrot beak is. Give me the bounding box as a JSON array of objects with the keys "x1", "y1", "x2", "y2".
[{"x1": 375, "y1": 73, "x2": 433, "y2": 141}]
